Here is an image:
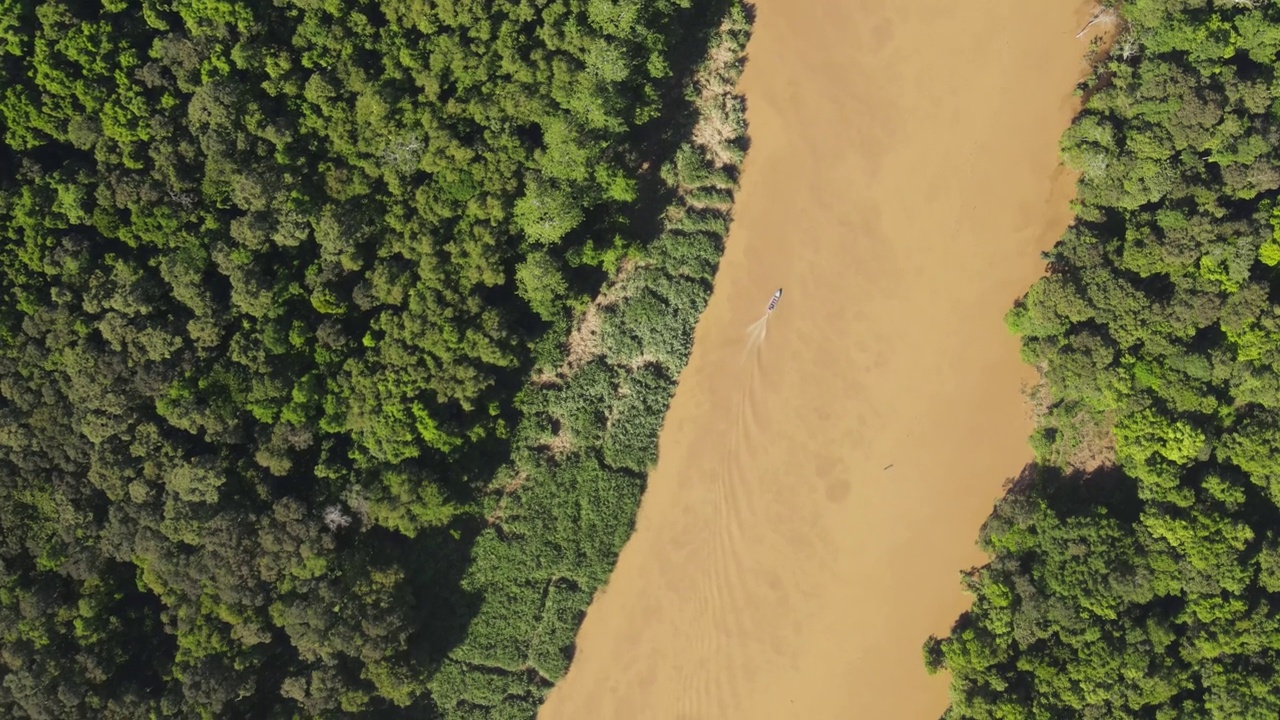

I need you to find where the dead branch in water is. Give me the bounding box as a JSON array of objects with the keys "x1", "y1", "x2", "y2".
[{"x1": 1076, "y1": 6, "x2": 1117, "y2": 38}]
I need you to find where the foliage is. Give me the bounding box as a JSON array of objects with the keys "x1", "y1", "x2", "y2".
[
  {"x1": 929, "y1": 2, "x2": 1280, "y2": 718},
  {"x1": 0, "y1": 0, "x2": 751, "y2": 716}
]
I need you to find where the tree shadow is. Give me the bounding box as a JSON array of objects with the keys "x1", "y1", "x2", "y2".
[
  {"x1": 999, "y1": 461, "x2": 1139, "y2": 524},
  {"x1": 400, "y1": 524, "x2": 486, "y2": 670}
]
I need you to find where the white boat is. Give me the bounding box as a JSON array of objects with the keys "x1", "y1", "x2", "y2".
[{"x1": 766, "y1": 288, "x2": 782, "y2": 313}]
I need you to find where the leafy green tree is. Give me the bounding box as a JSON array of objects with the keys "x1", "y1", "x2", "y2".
[{"x1": 515, "y1": 252, "x2": 571, "y2": 321}]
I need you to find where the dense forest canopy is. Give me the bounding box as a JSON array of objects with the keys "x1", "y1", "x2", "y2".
[
  {"x1": 0, "y1": 0, "x2": 751, "y2": 716},
  {"x1": 929, "y1": 1, "x2": 1280, "y2": 718}
]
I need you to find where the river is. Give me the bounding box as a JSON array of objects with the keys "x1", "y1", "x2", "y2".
[{"x1": 539, "y1": 1, "x2": 1095, "y2": 717}]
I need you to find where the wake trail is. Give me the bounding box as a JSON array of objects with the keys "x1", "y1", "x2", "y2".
[
  {"x1": 715, "y1": 310, "x2": 770, "y2": 524},
  {"x1": 685, "y1": 310, "x2": 771, "y2": 718}
]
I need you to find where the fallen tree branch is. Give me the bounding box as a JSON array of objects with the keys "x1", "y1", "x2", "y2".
[{"x1": 1076, "y1": 6, "x2": 1117, "y2": 38}]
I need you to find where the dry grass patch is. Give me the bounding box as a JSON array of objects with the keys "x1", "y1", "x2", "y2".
[
  {"x1": 690, "y1": 24, "x2": 745, "y2": 168},
  {"x1": 542, "y1": 425, "x2": 576, "y2": 460},
  {"x1": 534, "y1": 257, "x2": 642, "y2": 388},
  {"x1": 1022, "y1": 362, "x2": 1051, "y2": 425},
  {"x1": 1058, "y1": 409, "x2": 1117, "y2": 473},
  {"x1": 1024, "y1": 363, "x2": 1115, "y2": 472}
]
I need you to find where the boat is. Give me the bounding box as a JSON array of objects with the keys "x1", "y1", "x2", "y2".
[{"x1": 766, "y1": 288, "x2": 782, "y2": 313}]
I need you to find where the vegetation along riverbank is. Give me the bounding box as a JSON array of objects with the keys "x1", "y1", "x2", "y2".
[{"x1": 928, "y1": 1, "x2": 1280, "y2": 717}]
